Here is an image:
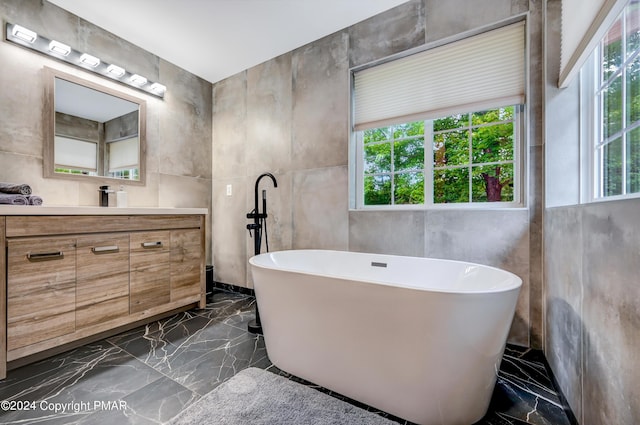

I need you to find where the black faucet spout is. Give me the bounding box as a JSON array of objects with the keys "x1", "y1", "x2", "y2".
[{"x1": 253, "y1": 173, "x2": 277, "y2": 222}]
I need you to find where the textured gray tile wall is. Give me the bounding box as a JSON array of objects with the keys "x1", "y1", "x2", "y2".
[
  {"x1": 582, "y1": 201, "x2": 640, "y2": 424},
  {"x1": 545, "y1": 201, "x2": 640, "y2": 424},
  {"x1": 348, "y1": 0, "x2": 426, "y2": 67},
  {"x1": 544, "y1": 206, "x2": 584, "y2": 421},
  {"x1": 211, "y1": 0, "x2": 541, "y2": 347}
]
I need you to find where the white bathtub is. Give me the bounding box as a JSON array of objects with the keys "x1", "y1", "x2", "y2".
[{"x1": 249, "y1": 249, "x2": 522, "y2": 425}]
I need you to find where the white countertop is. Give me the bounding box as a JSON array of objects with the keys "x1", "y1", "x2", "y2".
[{"x1": 0, "y1": 205, "x2": 208, "y2": 216}]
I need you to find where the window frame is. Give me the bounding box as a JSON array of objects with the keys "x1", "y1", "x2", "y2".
[
  {"x1": 353, "y1": 105, "x2": 525, "y2": 210},
  {"x1": 583, "y1": 1, "x2": 640, "y2": 203}
]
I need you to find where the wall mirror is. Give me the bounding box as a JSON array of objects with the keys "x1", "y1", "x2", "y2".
[{"x1": 44, "y1": 67, "x2": 146, "y2": 185}]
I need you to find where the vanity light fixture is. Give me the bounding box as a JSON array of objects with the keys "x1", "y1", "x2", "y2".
[
  {"x1": 11, "y1": 24, "x2": 37, "y2": 43},
  {"x1": 48, "y1": 40, "x2": 71, "y2": 56},
  {"x1": 106, "y1": 64, "x2": 126, "y2": 77},
  {"x1": 79, "y1": 53, "x2": 100, "y2": 68},
  {"x1": 149, "y1": 82, "x2": 166, "y2": 95},
  {"x1": 5, "y1": 22, "x2": 166, "y2": 99},
  {"x1": 129, "y1": 74, "x2": 147, "y2": 86}
]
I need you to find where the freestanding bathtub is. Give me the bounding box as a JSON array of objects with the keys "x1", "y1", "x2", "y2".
[{"x1": 249, "y1": 249, "x2": 522, "y2": 425}]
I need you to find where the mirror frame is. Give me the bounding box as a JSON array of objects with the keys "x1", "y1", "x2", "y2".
[{"x1": 43, "y1": 66, "x2": 147, "y2": 186}]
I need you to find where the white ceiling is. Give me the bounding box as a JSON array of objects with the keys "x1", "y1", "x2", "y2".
[
  {"x1": 55, "y1": 78, "x2": 138, "y2": 123},
  {"x1": 48, "y1": 0, "x2": 409, "y2": 84}
]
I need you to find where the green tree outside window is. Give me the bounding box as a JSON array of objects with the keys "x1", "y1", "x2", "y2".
[{"x1": 362, "y1": 106, "x2": 517, "y2": 205}]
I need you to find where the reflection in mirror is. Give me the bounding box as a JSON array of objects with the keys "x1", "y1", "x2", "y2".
[{"x1": 44, "y1": 67, "x2": 146, "y2": 185}]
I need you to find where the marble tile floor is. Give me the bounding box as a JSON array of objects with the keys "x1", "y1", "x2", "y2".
[{"x1": 0, "y1": 290, "x2": 573, "y2": 425}]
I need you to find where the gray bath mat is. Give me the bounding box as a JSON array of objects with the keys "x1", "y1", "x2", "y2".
[{"x1": 169, "y1": 367, "x2": 396, "y2": 425}]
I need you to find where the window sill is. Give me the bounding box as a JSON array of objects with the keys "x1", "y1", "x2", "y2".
[
  {"x1": 584, "y1": 191, "x2": 640, "y2": 205},
  {"x1": 349, "y1": 203, "x2": 527, "y2": 212}
]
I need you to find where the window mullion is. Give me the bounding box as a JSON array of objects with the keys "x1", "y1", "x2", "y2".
[
  {"x1": 596, "y1": 43, "x2": 604, "y2": 199},
  {"x1": 622, "y1": 8, "x2": 628, "y2": 195},
  {"x1": 390, "y1": 133, "x2": 395, "y2": 205},
  {"x1": 517, "y1": 106, "x2": 523, "y2": 205},
  {"x1": 424, "y1": 120, "x2": 434, "y2": 205},
  {"x1": 355, "y1": 131, "x2": 365, "y2": 208},
  {"x1": 468, "y1": 113, "x2": 473, "y2": 203},
  {"x1": 622, "y1": 75, "x2": 628, "y2": 195}
]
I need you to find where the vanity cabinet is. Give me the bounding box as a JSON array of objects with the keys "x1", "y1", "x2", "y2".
[{"x1": 0, "y1": 211, "x2": 206, "y2": 380}]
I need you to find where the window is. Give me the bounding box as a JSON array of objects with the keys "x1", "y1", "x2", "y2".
[
  {"x1": 54, "y1": 136, "x2": 98, "y2": 175},
  {"x1": 107, "y1": 136, "x2": 139, "y2": 179},
  {"x1": 351, "y1": 22, "x2": 525, "y2": 209},
  {"x1": 589, "y1": 0, "x2": 640, "y2": 199},
  {"x1": 361, "y1": 121, "x2": 425, "y2": 205},
  {"x1": 109, "y1": 168, "x2": 139, "y2": 180},
  {"x1": 358, "y1": 105, "x2": 521, "y2": 207}
]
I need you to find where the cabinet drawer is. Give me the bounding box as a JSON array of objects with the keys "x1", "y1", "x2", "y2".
[
  {"x1": 76, "y1": 234, "x2": 130, "y2": 328},
  {"x1": 5, "y1": 215, "x2": 202, "y2": 237},
  {"x1": 130, "y1": 231, "x2": 170, "y2": 313},
  {"x1": 7, "y1": 237, "x2": 76, "y2": 351}
]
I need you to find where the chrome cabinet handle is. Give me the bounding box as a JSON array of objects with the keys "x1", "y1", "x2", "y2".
[
  {"x1": 141, "y1": 241, "x2": 163, "y2": 248},
  {"x1": 91, "y1": 245, "x2": 119, "y2": 254},
  {"x1": 27, "y1": 251, "x2": 64, "y2": 261}
]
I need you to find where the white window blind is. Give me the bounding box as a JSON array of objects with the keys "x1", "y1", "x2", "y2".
[
  {"x1": 54, "y1": 136, "x2": 97, "y2": 170},
  {"x1": 108, "y1": 137, "x2": 139, "y2": 172},
  {"x1": 353, "y1": 21, "x2": 525, "y2": 131},
  {"x1": 559, "y1": 0, "x2": 627, "y2": 88}
]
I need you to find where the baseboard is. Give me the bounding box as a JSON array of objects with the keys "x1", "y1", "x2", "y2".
[
  {"x1": 206, "y1": 264, "x2": 255, "y2": 297},
  {"x1": 210, "y1": 281, "x2": 255, "y2": 297}
]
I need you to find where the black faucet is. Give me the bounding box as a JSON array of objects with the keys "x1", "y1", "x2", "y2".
[
  {"x1": 98, "y1": 185, "x2": 112, "y2": 207},
  {"x1": 246, "y1": 172, "x2": 277, "y2": 334},
  {"x1": 246, "y1": 173, "x2": 278, "y2": 257}
]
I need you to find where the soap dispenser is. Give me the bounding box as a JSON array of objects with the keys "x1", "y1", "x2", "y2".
[{"x1": 116, "y1": 186, "x2": 128, "y2": 208}]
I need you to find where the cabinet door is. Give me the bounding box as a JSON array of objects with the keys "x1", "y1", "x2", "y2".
[
  {"x1": 130, "y1": 231, "x2": 170, "y2": 313},
  {"x1": 76, "y1": 234, "x2": 130, "y2": 328},
  {"x1": 170, "y1": 228, "x2": 202, "y2": 303},
  {"x1": 7, "y1": 237, "x2": 76, "y2": 351}
]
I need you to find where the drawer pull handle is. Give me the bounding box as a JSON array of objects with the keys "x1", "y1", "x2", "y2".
[
  {"x1": 92, "y1": 246, "x2": 119, "y2": 254},
  {"x1": 27, "y1": 251, "x2": 64, "y2": 261},
  {"x1": 142, "y1": 241, "x2": 163, "y2": 248}
]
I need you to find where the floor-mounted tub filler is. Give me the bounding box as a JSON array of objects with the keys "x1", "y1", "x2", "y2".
[{"x1": 249, "y1": 249, "x2": 523, "y2": 425}]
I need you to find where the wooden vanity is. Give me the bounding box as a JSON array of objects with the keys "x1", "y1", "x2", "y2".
[{"x1": 0, "y1": 206, "x2": 207, "y2": 380}]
